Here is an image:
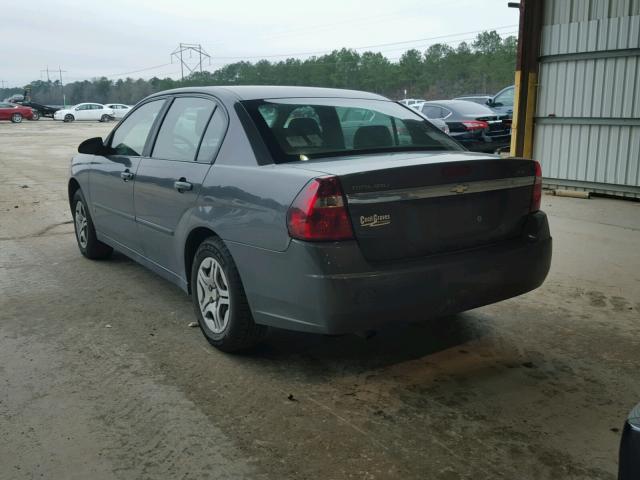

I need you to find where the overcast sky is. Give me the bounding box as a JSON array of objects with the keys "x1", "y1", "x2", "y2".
[{"x1": 2, "y1": 0, "x2": 519, "y2": 87}]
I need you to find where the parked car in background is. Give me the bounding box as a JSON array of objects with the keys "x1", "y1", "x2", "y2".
[
  {"x1": 54, "y1": 103, "x2": 114, "y2": 122},
  {"x1": 409, "y1": 102, "x2": 450, "y2": 134},
  {"x1": 105, "y1": 103, "x2": 131, "y2": 119},
  {"x1": 399, "y1": 98, "x2": 426, "y2": 107},
  {"x1": 68, "y1": 86, "x2": 550, "y2": 352},
  {"x1": 420, "y1": 99, "x2": 511, "y2": 153},
  {"x1": 453, "y1": 95, "x2": 492, "y2": 105},
  {"x1": 0, "y1": 102, "x2": 35, "y2": 122},
  {"x1": 487, "y1": 85, "x2": 515, "y2": 117}
]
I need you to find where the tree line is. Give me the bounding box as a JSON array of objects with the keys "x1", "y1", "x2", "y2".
[{"x1": 1, "y1": 31, "x2": 516, "y2": 106}]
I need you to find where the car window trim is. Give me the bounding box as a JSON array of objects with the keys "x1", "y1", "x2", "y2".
[{"x1": 194, "y1": 105, "x2": 230, "y2": 164}]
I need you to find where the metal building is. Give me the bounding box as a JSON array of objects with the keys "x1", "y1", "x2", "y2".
[{"x1": 513, "y1": 0, "x2": 640, "y2": 198}]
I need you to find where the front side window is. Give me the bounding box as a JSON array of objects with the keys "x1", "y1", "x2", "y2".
[
  {"x1": 152, "y1": 97, "x2": 214, "y2": 162},
  {"x1": 243, "y1": 98, "x2": 461, "y2": 162},
  {"x1": 110, "y1": 99, "x2": 164, "y2": 156},
  {"x1": 495, "y1": 87, "x2": 514, "y2": 107}
]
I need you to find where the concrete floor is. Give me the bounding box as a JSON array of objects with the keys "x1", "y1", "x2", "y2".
[{"x1": 1, "y1": 120, "x2": 639, "y2": 480}]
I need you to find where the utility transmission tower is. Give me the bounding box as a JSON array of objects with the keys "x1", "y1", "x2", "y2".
[{"x1": 171, "y1": 43, "x2": 211, "y2": 81}]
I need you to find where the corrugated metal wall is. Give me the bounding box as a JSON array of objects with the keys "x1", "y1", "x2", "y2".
[{"x1": 533, "y1": 0, "x2": 640, "y2": 197}]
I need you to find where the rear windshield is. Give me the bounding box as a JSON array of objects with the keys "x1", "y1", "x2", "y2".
[
  {"x1": 441, "y1": 101, "x2": 495, "y2": 115},
  {"x1": 242, "y1": 97, "x2": 462, "y2": 162}
]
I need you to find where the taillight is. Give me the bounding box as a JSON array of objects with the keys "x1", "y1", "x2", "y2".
[
  {"x1": 462, "y1": 120, "x2": 489, "y2": 131},
  {"x1": 531, "y1": 161, "x2": 542, "y2": 212},
  {"x1": 287, "y1": 176, "x2": 354, "y2": 241}
]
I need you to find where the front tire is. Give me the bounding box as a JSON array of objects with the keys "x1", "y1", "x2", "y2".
[
  {"x1": 11, "y1": 113, "x2": 22, "y2": 123},
  {"x1": 191, "y1": 237, "x2": 266, "y2": 352},
  {"x1": 64, "y1": 114, "x2": 75, "y2": 123},
  {"x1": 30, "y1": 111, "x2": 40, "y2": 120},
  {"x1": 72, "y1": 190, "x2": 113, "y2": 259}
]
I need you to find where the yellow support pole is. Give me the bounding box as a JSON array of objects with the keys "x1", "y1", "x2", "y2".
[{"x1": 510, "y1": 70, "x2": 522, "y2": 156}]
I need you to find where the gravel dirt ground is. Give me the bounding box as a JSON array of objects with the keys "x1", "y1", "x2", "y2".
[{"x1": 1, "y1": 120, "x2": 639, "y2": 480}]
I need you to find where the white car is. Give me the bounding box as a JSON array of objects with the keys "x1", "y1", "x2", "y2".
[
  {"x1": 410, "y1": 102, "x2": 450, "y2": 135},
  {"x1": 104, "y1": 103, "x2": 131, "y2": 119},
  {"x1": 54, "y1": 103, "x2": 114, "y2": 122},
  {"x1": 399, "y1": 98, "x2": 426, "y2": 107}
]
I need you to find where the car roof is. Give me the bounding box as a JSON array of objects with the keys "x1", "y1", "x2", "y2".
[
  {"x1": 454, "y1": 95, "x2": 491, "y2": 99},
  {"x1": 148, "y1": 85, "x2": 389, "y2": 101}
]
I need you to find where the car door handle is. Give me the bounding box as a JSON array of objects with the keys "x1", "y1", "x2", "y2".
[
  {"x1": 174, "y1": 180, "x2": 193, "y2": 193},
  {"x1": 120, "y1": 170, "x2": 134, "y2": 181}
]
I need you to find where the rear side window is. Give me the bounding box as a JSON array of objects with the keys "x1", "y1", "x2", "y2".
[
  {"x1": 153, "y1": 97, "x2": 214, "y2": 162},
  {"x1": 421, "y1": 105, "x2": 442, "y2": 119},
  {"x1": 110, "y1": 100, "x2": 164, "y2": 156},
  {"x1": 196, "y1": 108, "x2": 227, "y2": 163}
]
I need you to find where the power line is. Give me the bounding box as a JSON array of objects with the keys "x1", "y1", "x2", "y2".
[
  {"x1": 204, "y1": 31, "x2": 518, "y2": 69},
  {"x1": 213, "y1": 24, "x2": 518, "y2": 60}
]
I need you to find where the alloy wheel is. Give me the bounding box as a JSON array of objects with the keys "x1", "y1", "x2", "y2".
[
  {"x1": 196, "y1": 257, "x2": 231, "y2": 333},
  {"x1": 74, "y1": 201, "x2": 88, "y2": 249}
]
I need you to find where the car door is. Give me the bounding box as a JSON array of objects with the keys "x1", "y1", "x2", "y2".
[
  {"x1": 89, "y1": 98, "x2": 166, "y2": 253},
  {"x1": 73, "y1": 104, "x2": 89, "y2": 120},
  {"x1": 0, "y1": 103, "x2": 10, "y2": 120},
  {"x1": 91, "y1": 104, "x2": 104, "y2": 120},
  {"x1": 134, "y1": 95, "x2": 226, "y2": 275}
]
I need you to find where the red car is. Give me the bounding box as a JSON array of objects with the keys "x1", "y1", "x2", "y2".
[{"x1": 0, "y1": 102, "x2": 35, "y2": 122}]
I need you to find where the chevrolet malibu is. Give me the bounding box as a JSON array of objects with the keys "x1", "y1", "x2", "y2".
[{"x1": 68, "y1": 86, "x2": 551, "y2": 352}]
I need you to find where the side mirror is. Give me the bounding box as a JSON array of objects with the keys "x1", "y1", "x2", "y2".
[
  {"x1": 492, "y1": 101, "x2": 503, "y2": 107},
  {"x1": 78, "y1": 137, "x2": 106, "y2": 155}
]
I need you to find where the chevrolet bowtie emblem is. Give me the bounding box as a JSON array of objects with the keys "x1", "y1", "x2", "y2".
[{"x1": 451, "y1": 184, "x2": 469, "y2": 194}]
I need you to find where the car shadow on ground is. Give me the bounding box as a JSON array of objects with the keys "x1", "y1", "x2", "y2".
[{"x1": 244, "y1": 312, "x2": 491, "y2": 376}]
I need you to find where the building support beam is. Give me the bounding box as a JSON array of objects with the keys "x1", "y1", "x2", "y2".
[{"x1": 510, "y1": 0, "x2": 544, "y2": 158}]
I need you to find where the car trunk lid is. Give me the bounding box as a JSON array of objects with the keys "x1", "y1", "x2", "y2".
[{"x1": 288, "y1": 152, "x2": 536, "y2": 262}]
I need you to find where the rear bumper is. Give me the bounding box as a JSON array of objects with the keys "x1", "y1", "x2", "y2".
[
  {"x1": 229, "y1": 212, "x2": 552, "y2": 334},
  {"x1": 451, "y1": 131, "x2": 511, "y2": 152}
]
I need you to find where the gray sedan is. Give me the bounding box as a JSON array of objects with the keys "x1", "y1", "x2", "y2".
[{"x1": 69, "y1": 86, "x2": 551, "y2": 352}]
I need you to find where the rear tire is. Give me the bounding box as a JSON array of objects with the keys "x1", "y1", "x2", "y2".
[
  {"x1": 10, "y1": 113, "x2": 22, "y2": 123},
  {"x1": 64, "y1": 114, "x2": 75, "y2": 123},
  {"x1": 30, "y1": 111, "x2": 40, "y2": 121},
  {"x1": 72, "y1": 190, "x2": 113, "y2": 260},
  {"x1": 100, "y1": 114, "x2": 111, "y2": 122},
  {"x1": 191, "y1": 237, "x2": 266, "y2": 352}
]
